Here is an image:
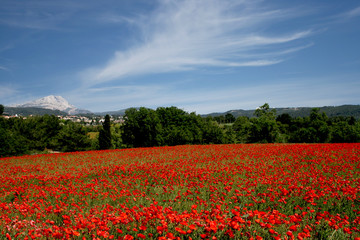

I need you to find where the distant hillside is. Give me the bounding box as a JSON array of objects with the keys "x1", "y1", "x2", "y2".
[
  {"x1": 96, "y1": 107, "x2": 140, "y2": 116},
  {"x1": 204, "y1": 105, "x2": 360, "y2": 119},
  {"x1": 4, "y1": 104, "x2": 360, "y2": 119},
  {"x1": 4, "y1": 107, "x2": 68, "y2": 116},
  {"x1": 96, "y1": 109, "x2": 128, "y2": 116}
]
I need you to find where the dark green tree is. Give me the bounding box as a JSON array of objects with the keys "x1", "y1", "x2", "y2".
[
  {"x1": 0, "y1": 127, "x2": 29, "y2": 157},
  {"x1": 225, "y1": 113, "x2": 236, "y2": 123},
  {"x1": 214, "y1": 115, "x2": 225, "y2": 124},
  {"x1": 276, "y1": 113, "x2": 292, "y2": 126},
  {"x1": 36, "y1": 115, "x2": 62, "y2": 150},
  {"x1": 276, "y1": 113, "x2": 293, "y2": 142},
  {"x1": 0, "y1": 118, "x2": 29, "y2": 156},
  {"x1": 289, "y1": 109, "x2": 330, "y2": 143},
  {"x1": 156, "y1": 107, "x2": 209, "y2": 145},
  {"x1": 111, "y1": 123, "x2": 124, "y2": 149},
  {"x1": 186, "y1": 113, "x2": 205, "y2": 144},
  {"x1": 222, "y1": 124, "x2": 235, "y2": 143},
  {"x1": 5, "y1": 115, "x2": 61, "y2": 151},
  {"x1": 202, "y1": 122, "x2": 224, "y2": 144},
  {"x1": 99, "y1": 114, "x2": 112, "y2": 149},
  {"x1": 55, "y1": 122, "x2": 91, "y2": 152},
  {"x1": 232, "y1": 116, "x2": 251, "y2": 143},
  {"x1": 0, "y1": 104, "x2": 4, "y2": 115},
  {"x1": 309, "y1": 108, "x2": 330, "y2": 142},
  {"x1": 122, "y1": 108, "x2": 163, "y2": 147},
  {"x1": 156, "y1": 107, "x2": 188, "y2": 145},
  {"x1": 254, "y1": 103, "x2": 276, "y2": 118},
  {"x1": 330, "y1": 121, "x2": 359, "y2": 143},
  {"x1": 291, "y1": 126, "x2": 317, "y2": 143},
  {"x1": 249, "y1": 103, "x2": 279, "y2": 143}
]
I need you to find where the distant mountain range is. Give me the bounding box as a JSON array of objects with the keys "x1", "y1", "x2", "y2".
[
  {"x1": 4, "y1": 107, "x2": 69, "y2": 116},
  {"x1": 3, "y1": 95, "x2": 360, "y2": 119},
  {"x1": 10, "y1": 95, "x2": 91, "y2": 115},
  {"x1": 204, "y1": 105, "x2": 360, "y2": 119},
  {"x1": 94, "y1": 109, "x2": 129, "y2": 116}
]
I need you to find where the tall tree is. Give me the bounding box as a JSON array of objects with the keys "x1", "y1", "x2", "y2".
[
  {"x1": 249, "y1": 103, "x2": 279, "y2": 143},
  {"x1": 232, "y1": 116, "x2": 251, "y2": 143},
  {"x1": 0, "y1": 117, "x2": 29, "y2": 156},
  {"x1": 309, "y1": 108, "x2": 330, "y2": 143},
  {"x1": 122, "y1": 108, "x2": 163, "y2": 148},
  {"x1": 254, "y1": 103, "x2": 276, "y2": 118},
  {"x1": 225, "y1": 113, "x2": 236, "y2": 123},
  {"x1": 0, "y1": 104, "x2": 4, "y2": 115},
  {"x1": 99, "y1": 114, "x2": 112, "y2": 149},
  {"x1": 55, "y1": 122, "x2": 91, "y2": 152}
]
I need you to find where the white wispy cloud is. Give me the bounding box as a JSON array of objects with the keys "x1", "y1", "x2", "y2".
[
  {"x1": 344, "y1": 6, "x2": 360, "y2": 18},
  {"x1": 330, "y1": 5, "x2": 360, "y2": 23},
  {"x1": 0, "y1": 65, "x2": 9, "y2": 71},
  {"x1": 99, "y1": 14, "x2": 139, "y2": 25},
  {"x1": 0, "y1": 0, "x2": 94, "y2": 30},
  {"x1": 81, "y1": 0, "x2": 312, "y2": 86}
]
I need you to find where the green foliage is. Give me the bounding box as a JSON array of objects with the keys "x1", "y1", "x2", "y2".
[
  {"x1": 230, "y1": 104, "x2": 360, "y2": 144},
  {"x1": 122, "y1": 108, "x2": 163, "y2": 147},
  {"x1": 288, "y1": 109, "x2": 331, "y2": 143},
  {"x1": 309, "y1": 108, "x2": 331, "y2": 142},
  {"x1": 207, "y1": 104, "x2": 360, "y2": 119},
  {"x1": 276, "y1": 113, "x2": 292, "y2": 125},
  {"x1": 222, "y1": 124, "x2": 236, "y2": 143},
  {"x1": 121, "y1": 107, "x2": 225, "y2": 147},
  {"x1": 225, "y1": 113, "x2": 235, "y2": 123},
  {"x1": 111, "y1": 124, "x2": 124, "y2": 149},
  {"x1": 5, "y1": 115, "x2": 61, "y2": 151},
  {"x1": 55, "y1": 122, "x2": 92, "y2": 152},
  {"x1": 99, "y1": 114, "x2": 112, "y2": 149},
  {"x1": 0, "y1": 115, "x2": 92, "y2": 157},
  {"x1": 213, "y1": 115, "x2": 225, "y2": 124},
  {"x1": 248, "y1": 117, "x2": 278, "y2": 143},
  {"x1": 202, "y1": 119, "x2": 225, "y2": 144},
  {"x1": 34, "y1": 115, "x2": 62, "y2": 149},
  {"x1": 1, "y1": 103, "x2": 360, "y2": 157},
  {"x1": 232, "y1": 116, "x2": 251, "y2": 143},
  {"x1": 0, "y1": 123, "x2": 29, "y2": 157},
  {"x1": 0, "y1": 104, "x2": 4, "y2": 115},
  {"x1": 213, "y1": 113, "x2": 236, "y2": 124},
  {"x1": 331, "y1": 120, "x2": 360, "y2": 143},
  {"x1": 248, "y1": 103, "x2": 279, "y2": 143},
  {"x1": 254, "y1": 103, "x2": 276, "y2": 118}
]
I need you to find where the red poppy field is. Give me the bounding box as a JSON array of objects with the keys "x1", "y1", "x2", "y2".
[{"x1": 1, "y1": 144, "x2": 360, "y2": 239}]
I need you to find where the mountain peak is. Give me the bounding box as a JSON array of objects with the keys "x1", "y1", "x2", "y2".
[{"x1": 14, "y1": 95, "x2": 91, "y2": 115}]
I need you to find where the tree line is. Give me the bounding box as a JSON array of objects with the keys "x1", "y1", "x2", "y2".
[{"x1": 1, "y1": 103, "x2": 360, "y2": 157}]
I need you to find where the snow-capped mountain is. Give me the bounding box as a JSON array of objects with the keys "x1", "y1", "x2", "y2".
[{"x1": 14, "y1": 95, "x2": 91, "y2": 115}]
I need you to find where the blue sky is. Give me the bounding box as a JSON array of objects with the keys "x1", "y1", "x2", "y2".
[{"x1": 1, "y1": 0, "x2": 360, "y2": 114}]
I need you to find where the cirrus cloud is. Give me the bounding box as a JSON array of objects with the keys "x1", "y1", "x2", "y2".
[{"x1": 81, "y1": 0, "x2": 313, "y2": 86}]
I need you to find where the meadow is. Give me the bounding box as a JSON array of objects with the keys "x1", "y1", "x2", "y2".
[{"x1": 1, "y1": 143, "x2": 359, "y2": 239}]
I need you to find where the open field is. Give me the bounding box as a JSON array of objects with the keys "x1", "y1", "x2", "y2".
[{"x1": 1, "y1": 144, "x2": 359, "y2": 239}]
